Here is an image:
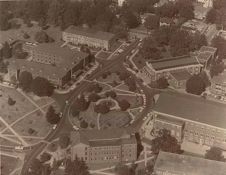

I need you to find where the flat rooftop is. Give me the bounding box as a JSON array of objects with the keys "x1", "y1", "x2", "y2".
[
  {"x1": 154, "y1": 151, "x2": 226, "y2": 175},
  {"x1": 170, "y1": 70, "x2": 191, "y2": 81},
  {"x1": 150, "y1": 55, "x2": 201, "y2": 71},
  {"x1": 64, "y1": 25, "x2": 115, "y2": 41},
  {"x1": 153, "y1": 91, "x2": 226, "y2": 130}
]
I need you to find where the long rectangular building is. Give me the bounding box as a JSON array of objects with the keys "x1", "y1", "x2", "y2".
[
  {"x1": 154, "y1": 151, "x2": 226, "y2": 175},
  {"x1": 152, "y1": 91, "x2": 226, "y2": 149},
  {"x1": 62, "y1": 26, "x2": 115, "y2": 50},
  {"x1": 70, "y1": 128, "x2": 137, "y2": 165}
]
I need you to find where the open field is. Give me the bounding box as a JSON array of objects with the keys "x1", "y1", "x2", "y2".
[
  {"x1": 0, "y1": 155, "x2": 20, "y2": 175},
  {"x1": 0, "y1": 86, "x2": 36, "y2": 124}
]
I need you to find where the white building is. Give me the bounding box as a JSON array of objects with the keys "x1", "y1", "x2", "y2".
[{"x1": 197, "y1": 0, "x2": 213, "y2": 8}]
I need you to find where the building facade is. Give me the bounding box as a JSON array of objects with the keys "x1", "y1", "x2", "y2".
[
  {"x1": 151, "y1": 92, "x2": 226, "y2": 150},
  {"x1": 154, "y1": 151, "x2": 226, "y2": 175},
  {"x1": 70, "y1": 129, "x2": 137, "y2": 165},
  {"x1": 62, "y1": 26, "x2": 115, "y2": 50}
]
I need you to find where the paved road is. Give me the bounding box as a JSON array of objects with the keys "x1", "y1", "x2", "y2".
[{"x1": 21, "y1": 40, "x2": 140, "y2": 174}]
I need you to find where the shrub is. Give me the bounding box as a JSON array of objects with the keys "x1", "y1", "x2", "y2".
[
  {"x1": 80, "y1": 120, "x2": 88, "y2": 128},
  {"x1": 8, "y1": 97, "x2": 16, "y2": 106}
]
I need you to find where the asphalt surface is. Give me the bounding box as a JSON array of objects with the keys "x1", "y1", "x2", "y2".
[{"x1": 20, "y1": 40, "x2": 154, "y2": 174}]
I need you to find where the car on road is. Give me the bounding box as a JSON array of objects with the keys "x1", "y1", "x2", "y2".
[{"x1": 52, "y1": 124, "x2": 57, "y2": 130}]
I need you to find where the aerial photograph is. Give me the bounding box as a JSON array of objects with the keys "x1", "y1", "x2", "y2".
[{"x1": 0, "y1": 0, "x2": 226, "y2": 174}]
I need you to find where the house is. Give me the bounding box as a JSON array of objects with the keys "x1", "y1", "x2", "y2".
[
  {"x1": 128, "y1": 25, "x2": 149, "y2": 40},
  {"x1": 70, "y1": 128, "x2": 137, "y2": 165},
  {"x1": 151, "y1": 91, "x2": 226, "y2": 150},
  {"x1": 8, "y1": 43, "x2": 89, "y2": 87},
  {"x1": 135, "y1": 55, "x2": 202, "y2": 88},
  {"x1": 154, "y1": 151, "x2": 226, "y2": 175},
  {"x1": 197, "y1": 46, "x2": 217, "y2": 67},
  {"x1": 62, "y1": 25, "x2": 115, "y2": 50}
]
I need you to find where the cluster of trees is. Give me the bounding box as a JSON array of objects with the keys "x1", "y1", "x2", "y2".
[
  {"x1": 205, "y1": 147, "x2": 226, "y2": 162},
  {"x1": 206, "y1": 0, "x2": 226, "y2": 28},
  {"x1": 186, "y1": 72, "x2": 210, "y2": 95},
  {"x1": 73, "y1": 95, "x2": 90, "y2": 112},
  {"x1": 94, "y1": 101, "x2": 111, "y2": 114},
  {"x1": 59, "y1": 134, "x2": 70, "y2": 149},
  {"x1": 209, "y1": 59, "x2": 225, "y2": 77},
  {"x1": 45, "y1": 105, "x2": 60, "y2": 124},
  {"x1": 19, "y1": 71, "x2": 55, "y2": 96},
  {"x1": 118, "y1": 72, "x2": 137, "y2": 91},
  {"x1": 212, "y1": 36, "x2": 226, "y2": 60},
  {"x1": 34, "y1": 31, "x2": 54, "y2": 43}
]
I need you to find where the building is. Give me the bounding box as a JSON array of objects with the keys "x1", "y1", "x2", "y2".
[
  {"x1": 151, "y1": 91, "x2": 226, "y2": 150},
  {"x1": 62, "y1": 25, "x2": 115, "y2": 50},
  {"x1": 117, "y1": 0, "x2": 125, "y2": 6},
  {"x1": 210, "y1": 60, "x2": 226, "y2": 97},
  {"x1": 154, "y1": 151, "x2": 226, "y2": 175},
  {"x1": 8, "y1": 43, "x2": 89, "y2": 87},
  {"x1": 182, "y1": 19, "x2": 208, "y2": 34},
  {"x1": 129, "y1": 25, "x2": 149, "y2": 40},
  {"x1": 70, "y1": 128, "x2": 137, "y2": 165},
  {"x1": 197, "y1": 0, "x2": 213, "y2": 8},
  {"x1": 136, "y1": 55, "x2": 202, "y2": 88},
  {"x1": 197, "y1": 46, "x2": 217, "y2": 67}
]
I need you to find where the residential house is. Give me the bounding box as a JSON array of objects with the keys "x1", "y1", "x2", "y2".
[
  {"x1": 151, "y1": 91, "x2": 226, "y2": 150},
  {"x1": 8, "y1": 43, "x2": 89, "y2": 87},
  {"x1": 154, "y1": 151, "x2": 226, "y2": 175},
  {"x1": 62, "y1": 25, "x2": 115, "y2": 51},
  {"x1": 70, "y1": 128, "x2": 137, "y2": 165}
]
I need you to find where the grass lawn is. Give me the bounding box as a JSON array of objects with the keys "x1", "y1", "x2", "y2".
[
  {"x1": 115, "y1": 84, "x2": 130, "y2": 91},
  {"x1": 0, "y1": 137, "x2": 20, "y2": 146},
  {"x1": 12, "y1": 110, "x2": 51, "y2": 137},
  {"x1": 96, "y1": 51, "x2": 111, "y2": 60},
  {"x1": 0, "y1": 86, "x2": 36, "y2": 124},
  {"x1": 98, "y1": 72, "x2": 121, "y2": 84},
  {"x1": 0, "y1": 120, "x2": 6, "y2": 132},
  {"x1": 26, "y1": 93, "x2": 54, "y2": 107},
  {"x1": 100, "y1": 110, "x2": 130, "y2": 129},
  {"x1": 0, "y1": 155, "x2": 20, "y2": 175}
]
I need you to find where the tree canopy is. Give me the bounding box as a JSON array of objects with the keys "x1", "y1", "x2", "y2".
[
  {"x1": 64, "y1": 158, "x2": 90, "y2": 175},
  {"x1": 73, "y1": 95, "x2": 89, "y2": 112},
  {"x1": 19, "y1": 71, "x2": 33, "y2": 92},
  {"x1": 144, "y1": 14, "x2": 160, "y2": 30},
  {"x1": 31, "y1": 77, "x2": 54, "y2": 97},
  {"x1": 59, "y1": 134, "x2": 70, "y2": 149},
  {"x1": 205, "y1": 147, "x2": 225, "y2": 162},
  {"x1": 45, "y1": 105, "x2": 60, "y2": 124},
  {"x1": 186, "y1": 74, "x2": 207, "y2": 95}
]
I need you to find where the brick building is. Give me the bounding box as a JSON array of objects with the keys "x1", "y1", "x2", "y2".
[
  {"x1": 154, "y1": 151, "x2": 226, "y2": 175},
  {"x1": 152, "y1": 91, "x2": 226, "y2": 150},
  {"x1": 8, "y1": 43, "x2": 89, "y2": 87},
  {"x1": 62, "y1": 26, "x2": 115, "y2": 50},
  {"x1": 136, "y1": 55, "x2": 202, "y2": 88},
  {"x1": 70, "y1": 129, "x2": 137, "y2": 165}
]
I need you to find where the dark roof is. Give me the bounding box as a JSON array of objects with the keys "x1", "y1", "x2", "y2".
[
  {"x1": 170, "y1": 70, "x2": 191, "y2": 81},
  {"x1": 154, "y1": 151, "x2": 226, "y2": 175},
  {"x1": 71, "y1": 128, "x2": 137, "y2": 147},
  {"x1": 64, "y1": 26, "x2": 115, "y2": 41},
  {"x1": 150, "y1": 55, "x2": 201, "y2": 71},
  {"x1": 153, "y1": 91, "x2": 226, "y2": 130}
]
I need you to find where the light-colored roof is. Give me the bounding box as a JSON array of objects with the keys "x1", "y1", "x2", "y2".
[
  {"x1": 150, "y1": 55, "x2": 201, "y2": 71},
  {"x1": 153, "y1": 91, "x2": 226, "y2": 130},
  {"x1": 199, "y1": 46, "x2": 217, "y2": 54},
  {"x1": 155, "y1": 115, "x2": 184, "y2": 126},
  {"x1": 64, "y1": 25, "x2": 115, "y2": 41},
  {"x1": 154, "y1": 151, "x2": 226, "y2": 175}
]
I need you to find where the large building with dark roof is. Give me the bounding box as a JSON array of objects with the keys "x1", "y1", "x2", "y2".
[
  {"x1": 8, "y1": 43, "x2": 89, "y2": 87},
  {"x1": 62, "y1": 26, "x2": 115, "y2": 50},
  {"x1": 70, "y1": 128, "x2": 137, "y2": 165},
  {"x1": 136, "y1": 55, "x2": 202, "y2": 88},
  {"x1": 154, "y1": 151, "x2": 226, "y2": 175},
  {"x1": 151, "y1": 91, "x2": 226, "y2": 149}
]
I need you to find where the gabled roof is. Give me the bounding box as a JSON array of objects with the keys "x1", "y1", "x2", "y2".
[
  {"x1": 153, "y1": 91, "x2": 226, "y2": 130},
  {"x1": 64, "y1": 25, "x2": 115, "y2": 41},
  {"x1": 154, "y1": 151, "x2": 226, "y2": 175},
  {"x1": 150, "y1": 55, "x2": 201, "y2": 71}
]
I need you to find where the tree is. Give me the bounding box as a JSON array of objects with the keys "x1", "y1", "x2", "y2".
[
  {"x1": 27, "y1": 158, "x2": 43, "y2": 175},
  {"x1": 80, "y1": 120, "x2": 88, "y2": 128},
  {"x1": 8, "y1": 97, "x2": 16, "y2": 106},
  {"x1": 122, "y1": 10, "x2": 140, "y2": 29},
  {"x1": 73, "y1": 95, "x2": 89, "y2": 111},
  {"x1": 64, "y1": 158, "x2": 90, "y2": 175},
  {"x1": 59, "y1": 134, "x2": 70, "y2": 149},
  {"x1": 94, "y1": 102, "x2": 110, "y2": 114},
  {"x1": 18, "y1": 71, "x2": 33, "y2": 92},
  {"x1": 105, "y1": 90, "x2": 117, "y2": 98},
  {"x1": 0, "y1": 12, "x2": 11, "y2": 31},
  {"x1": 40, "y1": 152, "x2": 51, "y2": 163},
  {"x1": 205, "y1": 147, "x2": 225, "y2": 162},
  {"x1": 151, "y1": 129, "x2": 182, "y2": 154},
  {"x1": 154, "y1": 26, "x2": 176, "y2": 46},
  {"x1": 210, "y1": 60, "x2": 225, "y2": 77},
  {"x1": 144, "y1": 15, "x2": 160, "y2": 30},
  {"x1": 34, "y1": 31, "x2": 51, "y2": 43},
  {"x1": 140, "y1": 37, "x2": 161, "y2": 60},
  {"x1": 45, "y1": 105, "x2": 60, "y2": 124},
  {"x1": 1, "y1": 42, "x2": 12, "y2": 59},
  {"x1": 118, "y1": 99, "x2": 130, "y2": 111},
  {"x1": 124, "y1": 77, "x2": 137, "y2": 92},
  {"x1": 156, "y1": 77, "x2": 169, "y2": 89},
  {"x1": 212, "y1": 36, "x2": 226, "y2": 60},
  {"x1": 119, "y1": 72, "x2": 130, "y2": 81},
  {"x1": 206, "y1": 8, "x2": 217, "y2": 24},
  {"x1": 31, "y1": 77, "x2": 54, "y2": 97},
  {"x1": 12, "y1": 43, "x2": 28, "y2": 59},
  {"x1": 176, "y1": 0, "x2": 194, "y2": 20},
  {"x1": 186, "y1": 74, "x2": 207, "y2": 95},
  {"x1": 88, "y1": 93, "x2": 101, "y2": 102},
  {"x1": 156, "y1": 2, "x2": 178, "y2": 18}
]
